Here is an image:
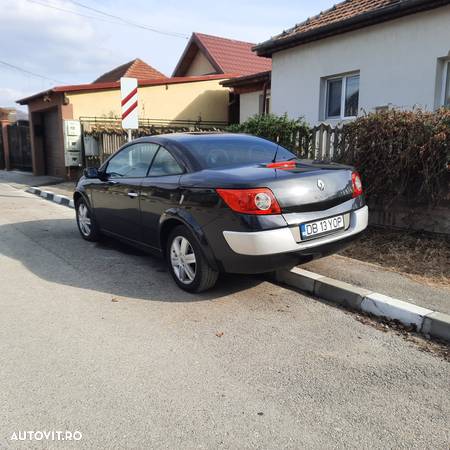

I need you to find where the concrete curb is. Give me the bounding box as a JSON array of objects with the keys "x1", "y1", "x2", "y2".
[
  {"x1": 26, "y1": 187, "x2": 74, "y2": 209},
  {"x1": 276, "y1": 267, "x2": 450, "y2": 343}
]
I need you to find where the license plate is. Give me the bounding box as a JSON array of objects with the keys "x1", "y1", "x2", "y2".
[{"x1": 300, "y1": 214, "x2": 344, "y2": 240}]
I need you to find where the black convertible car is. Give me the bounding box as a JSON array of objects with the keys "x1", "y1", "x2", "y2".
[{"x1": 74, "y1": 133, "x2": 368, "y2": 292}]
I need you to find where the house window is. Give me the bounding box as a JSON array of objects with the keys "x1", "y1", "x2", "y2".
[
  {"x1": 325, "y1": 73, "x2": 360, "y2": 119},
  {"x1": 442, "y1": 60, "x2": 450, "y2": 107}
]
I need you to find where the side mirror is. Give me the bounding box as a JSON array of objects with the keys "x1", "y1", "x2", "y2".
[{"x1": 83, "y1": 167, "x2": 100, "y2": 179}]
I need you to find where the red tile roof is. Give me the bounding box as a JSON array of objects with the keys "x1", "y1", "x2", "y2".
[
  {"x1": 17, "y1": 74, "x2": 237, "y2": 104},
  {"x1": 173, "y1": 32, "x2": 271, "y2": 77},
  {"x1": 255, "y1": 0, "x2": 450, "y2": 56},
  {"x1": 285, "y1": 0, "x2": 396, "y2": 36},
  {"x1": 93, "y1": 58, "x2": 166, "y2": 83},
  {"x1": 195, "y1": 33, "x2": 272, "y2": 76}
]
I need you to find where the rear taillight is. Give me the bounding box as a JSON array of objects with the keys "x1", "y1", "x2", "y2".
[
  {"x1": 352, "y1": 172, "x2": 363, "y2": 197},
  {"x1": 266, "y1": 161, "x2": 296, "y2": 169},
  {"x1": 216, "y1": 188, "x2": 281, "y2": 215}
]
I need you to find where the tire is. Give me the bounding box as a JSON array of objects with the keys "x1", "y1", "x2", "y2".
[
  {"x1": 75, "y1": 197, "x2": 101, "y2": 242},
  {"x1": 166, "y1": 225, "x2": 219, "y2": 293}
]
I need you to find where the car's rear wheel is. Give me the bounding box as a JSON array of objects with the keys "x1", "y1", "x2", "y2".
[
  {"x1": 76, "y1": 198, "x2": 101, "y2": 242},
  {"x1": 166, "y1": 225, "x2": 218, "y2": 293}
]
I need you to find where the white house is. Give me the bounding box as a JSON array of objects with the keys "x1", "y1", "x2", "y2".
[{"x1": 253, "y1": 0, "x2": 450, "y2": 125}]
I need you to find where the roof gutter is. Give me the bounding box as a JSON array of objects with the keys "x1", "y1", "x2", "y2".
[
  {"x1": 253, "y1": 0, "x2": 450, "y2": 56},
  {"x1": 220, "y1": 71, "x2": 271, "y2": 88},
  {"x1": 17, "y1": 89, "x2": 56, "y2": 105}
]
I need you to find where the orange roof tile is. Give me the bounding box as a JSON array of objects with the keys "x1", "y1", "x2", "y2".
[
  {"x1": 195, "y1": 33, "x2": 271, "y2": 76},
  {"x1": 93, "y1": 58, "x2": 166, "y2": 83},
  {"x1": 173, "y1": 32, "x2": 271, "y2": 77}
]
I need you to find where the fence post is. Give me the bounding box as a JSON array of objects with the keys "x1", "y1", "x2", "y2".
[
  {"x1": 317, "y1": 124, "x2": 324, "y2": 160},
  {"x1": 324, "y1": 124, "x2": 331, "y2": 160},
  {"x1": 0, "y1": 121, "x2": 10, "y2": 170}
]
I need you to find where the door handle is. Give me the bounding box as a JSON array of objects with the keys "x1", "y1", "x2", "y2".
[
  {"x1": 127, "y1": 191, "x2": 139, "y2": 198},
  {"x1": 108, "y1": 180, "x2": 119, "y2": 185}
]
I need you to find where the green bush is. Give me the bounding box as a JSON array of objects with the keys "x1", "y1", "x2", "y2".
[
  {"x1": 338, "y1": 109, "x2": 450, "y2": 206},
  {"x1": 228, "y1": 114, "x2": 310, "y2": 155}
]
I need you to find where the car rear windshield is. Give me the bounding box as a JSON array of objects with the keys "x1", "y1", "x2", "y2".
[{"x1": 181, "y1": 135, "x2": 296, "y2": 169}]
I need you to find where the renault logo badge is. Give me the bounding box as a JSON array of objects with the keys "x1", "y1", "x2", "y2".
[{"x1": 317, "y1": 179, "x2": 325, "y2": 191}]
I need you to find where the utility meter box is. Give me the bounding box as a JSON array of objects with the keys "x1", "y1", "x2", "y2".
[
  {"x1": 65, "y1": 120, "x2": 81, "y2": 136},
  {"x1": 65, "y1": 151, "x2": 82, "y2": 167},
  {"x1": 64, "y1": 120, "x2": 82, "y2": 167}
]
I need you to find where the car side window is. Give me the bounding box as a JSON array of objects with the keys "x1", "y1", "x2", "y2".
[
  {"x1": 106, "y1": 143, "x2": 159, "y2": 178},
  {"x1": 148, "y1": 147, "x2": 184, "y2": 177}
]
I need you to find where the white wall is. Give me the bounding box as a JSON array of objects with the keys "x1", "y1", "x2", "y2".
[
  {"x1": 239, "y1": 90, "x2": 263, "y2": 123},
  {"x1": 271, "y1": 6, "x2": 450, "y2": 125}
]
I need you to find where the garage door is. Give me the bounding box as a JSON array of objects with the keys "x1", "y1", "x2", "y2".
[{"x1": 43, "y1": 109, "x2": 64, "y2": 177}]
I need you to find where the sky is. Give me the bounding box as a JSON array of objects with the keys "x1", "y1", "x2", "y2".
[{"x1": 0, "y1": 0, "x2": 338, "y2": 109}]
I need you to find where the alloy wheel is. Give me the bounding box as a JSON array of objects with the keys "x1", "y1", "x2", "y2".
[
  {"x1": 170, "y1": 236, "x2": 197, "y2": 284},
  {"x1": 77, "y1": 203, "x2": 91, "y2": 237}
]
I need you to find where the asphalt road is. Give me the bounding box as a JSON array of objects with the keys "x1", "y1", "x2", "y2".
[{"x1": 0, "y1": 181, "x2": 449, "y2": 449}]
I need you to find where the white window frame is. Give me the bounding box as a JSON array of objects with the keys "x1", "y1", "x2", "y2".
[
  {"x1": 440, "y1": 59, "x2": 450, "y2": 107},
  {"x1": 324, "y1": 72, "x2": 360, "y2": 120}
]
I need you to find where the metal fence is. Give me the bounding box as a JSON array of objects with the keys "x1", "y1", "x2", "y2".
[
  {"x1": 0, "y1": 126, "x2": 4, "y2": 170},
  {"x1": 7, "y1": 121, "x2": 32, "y2": 171}
]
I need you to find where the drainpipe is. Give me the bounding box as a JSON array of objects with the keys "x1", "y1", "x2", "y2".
[{"x1": 262, "y1": 81, "x2": 268, "y2": 115}]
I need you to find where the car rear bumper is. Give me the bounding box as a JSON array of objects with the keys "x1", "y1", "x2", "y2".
[{"x1": 223, "y1": 206, "x2": 368, "y2": 256}]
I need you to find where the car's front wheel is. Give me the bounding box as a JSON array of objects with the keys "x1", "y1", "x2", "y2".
[
  {"x1": 75, "y1": 198, "x2": 101, "y2": 242},
  {"x1": 166, "y1": 225, "x2": 218, "y2": 293}
]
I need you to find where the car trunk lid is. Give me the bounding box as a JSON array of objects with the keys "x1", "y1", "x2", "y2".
[
  {"x1": 182, "y1": 160, "x2": 354, "y2": 213},
  {"x1": 265, "y1": 162, "x2": 354, "y2": 213}
]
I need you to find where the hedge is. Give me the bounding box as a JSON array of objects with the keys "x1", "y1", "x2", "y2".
[
  {"x1": 338, "y1": 109, "x2": 450, "y2": 206},
  {"x1": 227, "y1": 114, "x2": 310, "y2": 155}
]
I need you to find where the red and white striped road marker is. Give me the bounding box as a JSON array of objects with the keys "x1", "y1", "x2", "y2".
[{"x1": 120, "y1": 77, "x2": 138, "y2": 135}]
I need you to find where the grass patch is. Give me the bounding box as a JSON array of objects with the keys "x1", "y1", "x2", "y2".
[{"x1": 341, "y1": 227, "x2": 450, "y2": 286}]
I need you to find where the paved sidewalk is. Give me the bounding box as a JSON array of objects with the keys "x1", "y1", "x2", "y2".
[
  {"x1": 0, "y1": 170, "x2": 63, "y2": 189},
  {"x1": 303, "y1": 255, "x2": 450, "y2": 315}
]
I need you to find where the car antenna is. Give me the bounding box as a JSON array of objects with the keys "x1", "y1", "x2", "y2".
[{"x1": 272, "y1": 135, "x2": 280, "y2": 163}]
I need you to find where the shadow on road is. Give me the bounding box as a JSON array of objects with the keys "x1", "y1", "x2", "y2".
[
  {"x1": 0, "y1": 169, "x2": 63, "y2": 187},
  {"x1": 0, "y1": 218, "x2": 263, "y2": 302}
]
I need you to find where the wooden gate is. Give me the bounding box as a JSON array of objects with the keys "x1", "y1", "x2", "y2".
[{"x1": 8, "y1": 121, "x2": 32, "y2": 171}]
